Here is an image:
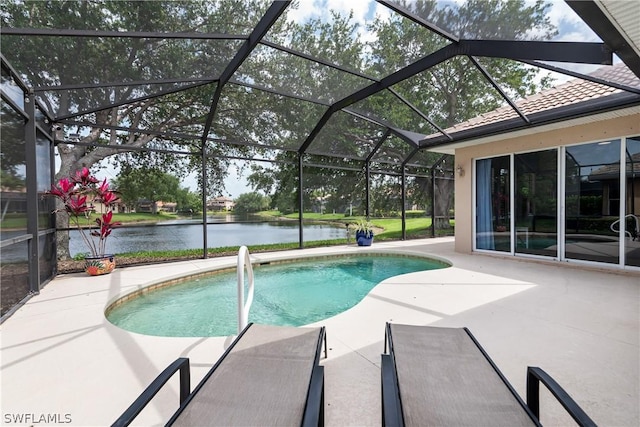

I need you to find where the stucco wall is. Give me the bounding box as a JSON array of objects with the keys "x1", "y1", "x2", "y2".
[{"x1": 453, "y1": 112, "x2": 640, "y2": 253}]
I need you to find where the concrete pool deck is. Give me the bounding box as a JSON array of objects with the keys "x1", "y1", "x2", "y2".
[{"x1": 1, "y1": 237, "x2": 638, "y2": 426}]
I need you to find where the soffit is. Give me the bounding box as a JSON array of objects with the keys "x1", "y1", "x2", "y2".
[{"x1": 599, "y1": 0, "x2": 640, "y2": 59}]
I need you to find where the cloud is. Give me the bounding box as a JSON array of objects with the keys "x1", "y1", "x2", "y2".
[
  {"x1": 286, "y1": 0, "x2": 323, "y2": 24},
  {"x1": 547, "y1": 0, "x2": 600, "y2": 42},
  {"x1": 285, "y1": 0, "x2": 382, "y2": 26},
  {"x1": 372, "y1": 1, "x2": 392, "y2": 21},
  {"x1": 283, "y1": 0, "x2": 398, "y2": 55},
  {"x1": 545, "y1": 0, "x2": 582, "y2": 28}
]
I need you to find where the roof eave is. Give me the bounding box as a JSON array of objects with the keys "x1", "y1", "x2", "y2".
[{"x1": 420, "y1": 92, "x2": 640, "y2": 151}]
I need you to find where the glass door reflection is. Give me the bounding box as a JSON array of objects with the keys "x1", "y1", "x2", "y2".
[
  {"x1": 515, "y1": 149, "x2": 558, "y2": 257},
  {"x1": 564, "y1": 140, "x2": 621, "y2": 264},
  {"x1": 625, "y1": 137, "x2": 640, "y2": 267},
  {"x1": 476, "y1": 156, "x2": 510, "y2": 252}
]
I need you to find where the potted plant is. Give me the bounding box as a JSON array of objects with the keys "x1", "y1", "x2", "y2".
[
  {"x1": 47, "y1": 167, "x2": 121, "y2": 276},
  {"x1": 353, "y1": 218, "x2": 374, "y2": 246}
]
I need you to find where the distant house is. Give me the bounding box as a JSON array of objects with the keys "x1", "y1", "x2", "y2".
[
  {"x1": 156, "y1": 201, "x2": 177, "y2": 213},
  {"x1": 90, "y1": 199, "x2": 128, "y2": 214},
  {"x1": 208, "y1": 196, "x2": 235, "y2": 211},
  {"x1": 136, "y1": 199, "x2": 156, "y2": 213},
  {"x1": 134, "y1": 200, "x2": 177, "y2": 213}
]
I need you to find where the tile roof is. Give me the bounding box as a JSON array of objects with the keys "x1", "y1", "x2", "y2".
[{"x1": 433, "y1": 63, "x2": 639, "y2": 135}]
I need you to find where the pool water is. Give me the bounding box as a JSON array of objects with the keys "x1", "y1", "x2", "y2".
[{"x1": 106, "y1": 255, "x2": 447, "y2": 337}]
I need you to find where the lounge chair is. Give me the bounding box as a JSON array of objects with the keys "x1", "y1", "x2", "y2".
[
  {"x1": 381, "y1": 323, "x2": 596, "y2": 427},
  {"x1": 113, "y1": 323, "x2": 326, "y2": 427}
]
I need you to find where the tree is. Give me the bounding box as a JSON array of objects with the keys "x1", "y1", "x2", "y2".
[
  {"x1": 244, "y1": 1, "x2": 556, "y2": 226},
  {"x1": 1, "y1": 0, "x2": 277, "y2": 257},
  {"x1": 0, "y1": 105, "x2": 28, "y2": 224},
  {"x1": 364, "y1": 0, "x2": 556, "y2": 227},
  {"x1": 234, "y1": 192, "x2": 271, "y2": 215},
  {"x1": 0, "y1": 107, "x2": 26, "y2": 191},
  {"x1": 175, "y1": 188, "x2": 202, "y2": 214},
  {"x1": 367, "y1": 0, "x2": 556, "y2": 128},
  {"x1": 113, "y1": 166, "x2": 187, "y2": 213},
  {"x1": 247, "y1": 161, "x2": 297, "y2": 214},
  {"x1": 246, "y1": 9, "x2": 372, "y2": 216}
]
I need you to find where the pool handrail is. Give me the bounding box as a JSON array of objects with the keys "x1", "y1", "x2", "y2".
[
  {"x1": 237, "y1": 245, "x2": 255, "y2": 334},
  {"x1": 610, "y1": 214, "x2": 639, "y2": 240}
]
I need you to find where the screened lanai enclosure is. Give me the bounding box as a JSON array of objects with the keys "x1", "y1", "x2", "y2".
[{"x1": 2, "y1": 0, "x2": 640, "y2": 318}]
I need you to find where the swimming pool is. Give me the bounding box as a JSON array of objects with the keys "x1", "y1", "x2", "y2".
[{"x1": 106, "y1": 254, "x2": 448, "y2": 337}]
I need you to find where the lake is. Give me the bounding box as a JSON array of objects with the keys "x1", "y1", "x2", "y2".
[{"x1": 69, "y1": 216, "x2": 347, "y2": 256}]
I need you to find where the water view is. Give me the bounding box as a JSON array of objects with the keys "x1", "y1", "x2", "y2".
[{"x1": 69, "y1": 215, "x2": 346, "y2": 256}]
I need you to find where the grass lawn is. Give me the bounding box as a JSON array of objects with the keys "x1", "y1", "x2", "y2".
[
  {"x1": 0, "y1": 215, "x2": 27, "y2": 229},
  {"x1": 255, "y1": 210, "x2": 453, "y2": 240},
  {"x1": 0, "y1": 212, "x2": 188, "y2": 230},
  {"x1": 111, "y1": 212, "x2": 184, "y2": 223}
]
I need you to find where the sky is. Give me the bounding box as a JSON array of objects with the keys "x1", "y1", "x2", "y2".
[
  {"x1": 207, "y1": 163, "x2": 248, "y2": 198},
  {"x1": 88, "y1": 0, "x2": 602, "y2": 198}
]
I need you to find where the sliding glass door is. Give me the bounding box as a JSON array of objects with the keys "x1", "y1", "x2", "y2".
[
  {"x1": 625, "y1": 138, "x2": 640, "y2": 267},
  {"x1": 564, "y1": 140, "x2": 621, "y2": 264},
  {"x1": 474, "y1": 138, "x2": 639, "y2": 269},
  {"x1": 476, "y1": 156, "x2": 510, "y2": 252},
  {"x1": 514, "y1": 150, "x2": 558, "y2": 257}
]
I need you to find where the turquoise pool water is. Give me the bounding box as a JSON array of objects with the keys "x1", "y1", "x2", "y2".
[{"x1": 106, "y1": 255, "x2": 448, "y2": 337}]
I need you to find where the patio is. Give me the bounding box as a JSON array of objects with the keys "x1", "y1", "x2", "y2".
[{"x1": 1, "y1": 237, "x2": 638, "y2": 426}]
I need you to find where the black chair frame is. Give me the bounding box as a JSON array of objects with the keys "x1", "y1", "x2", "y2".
[
  {"x1": 381, "y1": 322, "x2": 597, "y2": 427},
  {"x1": 113, "y1": 323, "x2": 326, "y2": 427}
]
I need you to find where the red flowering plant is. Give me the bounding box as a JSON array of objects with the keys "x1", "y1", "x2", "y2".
[{"x1": 47, "y1": 167, "x2": 121, "y2": 258}]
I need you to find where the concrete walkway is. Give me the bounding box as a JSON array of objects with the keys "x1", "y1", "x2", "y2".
[{"x1": 1, "y1": 238, "x2": 638, "y2": 426}]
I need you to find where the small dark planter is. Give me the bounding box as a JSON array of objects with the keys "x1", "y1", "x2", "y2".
[{"x1": 356, "y1": 231, "x2": 374, "y2": 246}]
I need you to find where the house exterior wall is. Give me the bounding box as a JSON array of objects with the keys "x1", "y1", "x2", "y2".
[{"x1": 454, "y1": 113, "x2": 640, "y2": 254}]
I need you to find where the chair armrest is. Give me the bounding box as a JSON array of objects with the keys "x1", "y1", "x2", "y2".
[
  {"x1": 526, "y1": 366, "x2": 596, "y2": 427},
  {"x1": 381, "y1": 354, "x2": 404, "y2": 427},
  {"x1": 302, "y1": 365, "x2": 325, "y2": 427},
  {"x1": 112, "y1": 357, "x2": 190, "y2": 427}
]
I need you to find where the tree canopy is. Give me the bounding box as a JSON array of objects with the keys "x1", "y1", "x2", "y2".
[
  {"x1": 2, "y1": 0, "x2": 556, "y2": 178},
  {"x1": 234, "y1": 192, "x2": 271, "y2": 215}
]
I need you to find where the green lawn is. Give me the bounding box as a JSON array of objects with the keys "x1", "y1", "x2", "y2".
[
  {"x1": 254, "y1": 210, "x2": 454, "y2": 240},
  {"x1": 0, "y1": 212, "x2": 186, "y2": 230},
  {"x1": 111, "y1": 212, "x2": 181, "y2": 223},
  {"x1": 0, "y1": 214, "x2": 27, "y2": 229}
]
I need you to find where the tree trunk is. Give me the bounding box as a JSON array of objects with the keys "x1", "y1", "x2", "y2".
[
  {"x1": 433, "y1": 176, "x2": 454, "y2": 230},
  {"x1": 54, "y1": 144, "x2": 78, "y2": 260}
]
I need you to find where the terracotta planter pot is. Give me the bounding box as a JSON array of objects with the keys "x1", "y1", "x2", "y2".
[{"x1": 84, "y1": 255, "x2": 116, "y2": 276}]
